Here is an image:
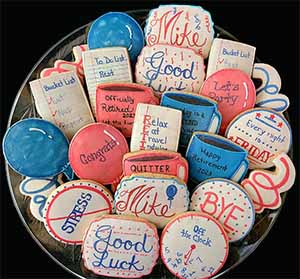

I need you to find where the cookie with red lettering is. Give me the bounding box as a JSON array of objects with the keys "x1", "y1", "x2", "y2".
[
  {"x1": 225, "y1": 108, "x2": 292, "y2": 169},
  {"x1": 123, "y1": 150, "x2": 188, "y2": 183},
  {"x1": 43, "y1": 180, "x2": 113, "y2": 245},
  {"x1": 161, "y1": 211, "x2": 229, "y2": 279},
  {"x1": 145, "y1": 5, "x2": 214, "y2": 58},
  {"x1": 96, "y1": 83, "x2": 158, "y2": 137},
  {"x1": 40, "y1": 44, "x2": 87, "y2": 83},
  {"x1": 115, "y1": 173, "x2": 189, "y2": 228},
  {"x1": 241, "y1": 152, "x2": 295, "y2": 213},
  {"x1": 135, "y1": 45, "x2": 205, "y2": 95},
  {"x1": 82, "y1": 215, "x2": 159, "y2": 278},
  {"x1": 69, "y1": 123, "x2": 129, "y2": 185},
  {"x1": 200, "y1": 68, "x2": 256, "y2": 134},
  {"x1": 190, "y1": 178, "x2": 255, "y2": 242},
  {"x1": 206, "y1": 38, "x2": 256, "y2": 77},
  {"x1": 130, "y1": 103, "x2": 182, "y2": 152}
]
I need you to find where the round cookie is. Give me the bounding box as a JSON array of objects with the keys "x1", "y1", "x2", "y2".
[
  {"x1": 87, "y1": 12, "x2": 144, "y2": 62},
  {"x1": 82, "y1": 215, "x2": 159, "y2": 278},
  {"x1": 43, "y1": 180, "x2": 113, "y2": 245},
  {"x1": 69, "y1": 123, "x2": 129, "y2": 185},
  {"x1": 161, "y1": 211, "x2": 229, "y2": 279},
  {"x1": 190, "y1": 178, "x2": 255, "y2": 242},
  {"x1": 225, "y1": 108, "x2": 292, "y2": 169}
]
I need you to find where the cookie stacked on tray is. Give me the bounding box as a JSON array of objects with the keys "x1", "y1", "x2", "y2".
[{"x1": 2, "y1": 4, "x2": 295, "y2": 279}]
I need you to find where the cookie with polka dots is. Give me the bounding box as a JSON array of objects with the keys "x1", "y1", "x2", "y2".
[
  {"x1": 43, "y1": 180, "x2": 113, "y2": 245},
  {"x1": 82, "y1": 215, "x2": 159, "y2": 278},
  {"x1": 114, "y1": 173, "x2": 189, "y2": 228},
  {"x1": 225, "y1": 108, "x2": 292, "y2": 169},
  {"x1": 161, "y1": 211, "x2": 229, "y2": 279},
  {"x1": 190, "y1": 178, "x2": 255, "y2": 242},
  {"x1": 135, "y1": 44, "x2": 205, "y2": 95}
]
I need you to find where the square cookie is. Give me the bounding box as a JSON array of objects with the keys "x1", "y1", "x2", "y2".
[{"x1": 130, "y1": 103, "x2": 182, "y2": 152}]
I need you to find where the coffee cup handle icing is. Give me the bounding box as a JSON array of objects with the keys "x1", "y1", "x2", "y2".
[
  {"x1": 208, "y1": 111, "x2": 222, "y2": 134},
  {"x1": 231, "y1": 159, "x2": 249, "y2": 182}
]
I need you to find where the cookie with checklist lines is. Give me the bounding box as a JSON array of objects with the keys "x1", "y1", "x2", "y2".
[
  {"x1": 225, "y1": 108, "x2": 292, "y2": 169},
  {"x1": 82, "y1": 215, "x2": 159, "y2": 278},
  {"x1": 160, "y1": 211, "x2": 229, "y2": 279},
  {"x1": 190, "y1": 178, "x2": 255, "y2": 242},
  {"x1": 43, "y1": 180, "x2": 113, "y2": 245}
]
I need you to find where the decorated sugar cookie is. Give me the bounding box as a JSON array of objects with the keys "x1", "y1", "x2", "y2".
[
  {"x1": 190, "y1": 179, "x2": 255, "y2": 242},
  {"x1": 40, "y1": 44, "x2": 87, "y2": 82},
  {"x1": 115, "y1": 173, "x2": 189, "y2": 228},
  {"x1": 130, "y1": 103, "x2": 182, "y2": 152},
  {"x1": 135, "y1": 45, "x2": 205, "y2": 94},
  {"x1": 43, "y1": 180, "x2": 113, "y2": 245},
  {"x1": 123, "y1": 150, "x2": 189, "y2": 183},
  {"x1": 206, "y1": 38, "x2": 256, "y2": 77},
  {"x1": 161, "y1": 212, "x2": 229, "y2": 279},
  {"x1": 83, "y1": 47, "x2": 133, "y2": 114},
  {"x1": 19, "y1": 175, "x2": 63, "y2": 221},
  {"x1": 241, "y1": 152, "x2": 295, "y2": 213},
  {"x1": 200, "y1": 68, "x2": 256, "y2": 134},
  {"x1": 96, "y1": 83, "x2": 158, "y2": 137},
  {"x1": 225, "y1": 108, "x2": 292, "y2": 169},
  {"x1": 69, "y1": 123, "x2": 128, "y2": 185},
  {"x1": 30, "y1": 71, "x2": 95, "y2": 139},
  {"x1": 87, "y1": 12, "x2": 144, "y2": 62},
  {"x1": 3, "y1": 118, "x2": 73, "y2": 179},
  {"x1": 186, "y1": 132, "x2": 248, "y2": 184},
  {"x1": 145, "y1": 5, "x2": 214, "y2": 58},
  {"x1": 252, "y1": 63, "x2": 289, "y2": 112},
  {"x1": 161, "y1": 92, "x2": 221, "y2": 146},
  {"x1": 82, "y1": 215, "x2": 159, "y2": 278}
]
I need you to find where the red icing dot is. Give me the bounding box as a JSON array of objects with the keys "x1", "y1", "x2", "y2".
[
  {"x1": 244, "y1": 224, "x2": 248, "y2": 227},
  {"x1": 227, "y1": 192, "x2": 230, "y2": 195}
]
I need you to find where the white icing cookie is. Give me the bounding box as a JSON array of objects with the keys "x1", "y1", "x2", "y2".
[
  {"x1": 82, "y1": 215, "x2": 159, "y2": 278},
  {"x1": 115, "y1": 173, "x2": 189, "y2": 228},
  {"x1": 161, "y1": 211, "x2": 229, "y2": 279},
  {"x1": 43, "y1": 180, "x2": 113, "y2": 245},
  {"x1": 190, "y1": 178, "x2": 255, "y2": 242}
]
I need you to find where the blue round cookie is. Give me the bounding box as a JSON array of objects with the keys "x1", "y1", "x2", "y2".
[
  {"x1": 87, "y1": 12, "x2": 144, "y2": 62},
  {"x1": 3, "y1": 118, "x2": 71, "y2": 178}
]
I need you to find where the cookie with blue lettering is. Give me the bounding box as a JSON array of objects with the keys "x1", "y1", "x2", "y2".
[
  {"x1": 190, "y1": 178, "x2": 255, "y2": 242},
  {"x1": 252, "y1": 63, "x2": 290, "y2": 112},
  {"x1": 43, "y1": 180, "x2": 113, "y2": 245},
  {"x1": 161, "y1": 211, "x2": 229, "y2": 279},
  {"x1": 115, "y1": 173, "x2": 189, "y2": 228},
  {"x1": 130, "y1": 103, "x2": 182, "y2": 152},
  {"x1": 82, "y1": 215, "x2": 159, "y2": 278},
  {"x1": 135, "y1": 45, "x2": 205, "y2": 95},
  {"x1": 87, "y1": 12, "x2": 144, "y2": 62},
  {"x1": 19, "y1": 175, "x2": 63, "y2": 222},
  {"x1": 2, "y1": 118, "x2": 73, "y2": 179},
  {"x1": 145, "y1": 5, "x2": 214, "y2": 58},
  {"x1": 225, "y1": 108, "x2": 292, "y2": 169},
  {"x1": 69, "y1": 123, "x2": 129, "y2": 185}
]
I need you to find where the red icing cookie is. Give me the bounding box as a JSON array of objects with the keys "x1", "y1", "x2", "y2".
[
  {"x1": 200, "y1": 69, "x2": 256, "y2": 134},
  {"x1": 69, "y1": 123, "x2": 129, "y2": 185}
]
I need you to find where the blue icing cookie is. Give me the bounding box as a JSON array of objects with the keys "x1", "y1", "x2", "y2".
[
  {"x1": 3, "y1": 118, "x2": 73, "y2": 179},
  {"x1": 87, "y1": 12, "x2": 144, "y2": 62}
]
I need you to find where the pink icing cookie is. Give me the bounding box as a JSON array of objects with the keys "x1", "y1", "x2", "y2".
[
  {"x1": 96, "y1": 83, "x2": 158, "y2": 137},
  {"x1": 135, "y1": 44, "x2": 205, "y2": 95},
  {"x1": 82, "y1": 215, "x2": 159, "y2": 278},
  {"x1": 43, "y1": 180, "x2": 113, "y2": 245},
  {"x1": 69, "y1": 123, "x2": 129, "y2": 185},
  {"x1": 40, "y1": 44, "x2": 87, "y2": 82},
  {"x1": 241, "y1": 152, "x2": 295, "y2": 213},
  {"x1": 161, "y1": 211, "x2": 229, "y2": 279},
  {"x1": 123, "y1": 150, "x2": 189, "y2": 183},
  {"x1": 115, "y1": 173, "x2": 189, "y2": 228},
  {"x1": 200, "y1": 68, "x2": 256, "y2": 134},
  {"x1": 190, "y1": 178, "x2": 255, "y2": 242}
]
